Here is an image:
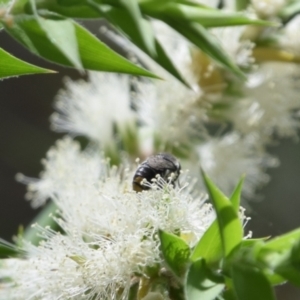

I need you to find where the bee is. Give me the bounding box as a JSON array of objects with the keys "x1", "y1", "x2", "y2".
[{"x1": 133, "y1": 153, "x2": 181, "y2": 192}]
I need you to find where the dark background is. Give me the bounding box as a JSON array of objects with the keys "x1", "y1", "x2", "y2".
[{"x1": 1, "y1": 22, "x2": 300, "y2": 299}]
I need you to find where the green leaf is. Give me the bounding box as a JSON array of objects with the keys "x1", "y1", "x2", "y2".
[
  {"x1": 38, "y1": 18, "x2": 83, "y2": 70},
  {"x1": 190, "y1": 177, "x2": 244, "y2": 264},
  {"x1": 5, "y1": 15, "x2": 158, "y2": 78},
  {"x1": 201, "y1": 170, "x2": 243, "y2": 258},
  {"x1": 279, "y1": 1, "x2": 300, "y2": 21},
  {"x1": 223, "y1": 288, "x2": 237, "y2": 300},
  {"x1": 185, "y1": 258, "x2": 224, "y2": 300},
  {"x1": 144, "y1": 4, "x2": 276, "y2": 27},
  {"x1": 190, "y1": 220, "x2": 222, "y2": 265},
  {"x1": 235, "y1": 0, "x2": 250, "y2": 11},
  {"x1": 158, "y1": 229, "x2": 190, "y2": 278},
  {"x1": 154, "y1": 39, "x2": 190, "y2": 87},
  {"x1": 231, "y1": 264, "x2": 276, "y2": 300},
  {"x1": 263, "y1": 228, "x2": 300, "y2": 252},
  {"x1": 229, "y1": 175, "x2": 245, "y2": 211},
  {"x1": 0, "y1": 47, "x2": 54, "y2": 79},
  {"x1": 263, "y1": 270, "x2": 286, "y2": 286},
  {"x1": 87, "y1": 3, "x2": 188, "y2": 85},
  {"x1": 33, "y1": 0, "x2": 100, "y2": 18},
  {"x1": 165, "y1": 20, "x2": 246, "y2": 79},
  {"x1": 274, "y1": 240, "x2": 300, "y2": 287},
  {"x1": 257, "y1": 229, "x2": 300, "y2": 270},
  {"x1": 116, "y1": 0, "x2": 156, "y2": 56}
]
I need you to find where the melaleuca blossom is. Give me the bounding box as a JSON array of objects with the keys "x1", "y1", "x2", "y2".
[
  {"x1": 51, "y1": 72, "x2": 136, "y2": 150},
  {"x1": 132, "y1": 77, "x2": 208, "y2": 154},
  {"x1": 194, "y1": 133, "x2": 278, "y2": 200},
  {"x1": 251, "y1": 0, "x2": 286, "y2": 19},
  {"x1": 210, "y1": 26, "x2": 255, "y2": 68},
  {"x1": 0, "y1": 138, "x2": 215, "y2": 300},
  {"x1": 223, "y1": 62, "x2": 300, "y2": 140},
  {"x1": 279, "y1": 15, "x2": 300, "y2": 55}
]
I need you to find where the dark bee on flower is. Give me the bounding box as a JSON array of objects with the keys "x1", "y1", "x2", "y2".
[{"x1": 132, "y1": 153, "x2": 181, "y2": 192}]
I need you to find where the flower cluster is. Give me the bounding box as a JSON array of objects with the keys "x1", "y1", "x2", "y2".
[
  {"x1": 2, "y1": 0, "x2": 300, "y2": 298},
  {"x1": 0, "y1": 138, "x2": 214, "y2": 299}
]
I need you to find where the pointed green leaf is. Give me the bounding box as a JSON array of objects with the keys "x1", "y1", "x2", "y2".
[
  {"x1": 190, "y1": 220, "x2": 222, "y2": 265},
  {"x1": 4, "y1": 15, "x2": 158, "y2": 77},
  {"x1": 279, "y1": 1, "x2": 300, "y2": 21},
  {"x1": 229, "y1": 175, "x2": 245, "y2": 211},
  {"x1": 73, "y1": 20, "x2": 158, "y2": 77},
  {"x1": 235, "y1": 0, "x2": 249, "y2": 11},
  {"x1": 32, "y1": 0, "x2": 100, "y2": 18},
  {"x1": 223, "y1": 288, "x2": 237, "y2": 300},
  {"x1": 165, "y1": 20, "x2": 246, "y2": 79},
  {"x1": 185, "y1": 258, "x2": 225, "y2": 300},
  {"x1": 276, "y1": 266, "x2": 300, "y2": 287},
  {"x1": 231, "y1": 264, "x2": 276, "y2": 300},
  {"x1": 273, "y1": 240, "x2": 300, "y2": 287},
  {"x1": 144, "y1": 4, "x2": 276, "y2": 27},
  {"x1": 116, "y1": 0, "x2": 156, "y2": 56},
  {"x1": 38, "y1": 18, "x2": 83, "y2": 70},
  {"x1": 158, "y1": 229, "x2": 190, "y2": 278},
  {"x1": 201, "y1": 170, "x2": 243, "y2": 258},
  {"x1": 264, "y1": 270, "x2": 286, "y2": 286},
  {"x1": 0, "y1": 47, "x2": 54, "y2": 79},
  {"x1": 258, "y1": 228, "x2": 300, "y2": 268},
  {"x1": 87, "y1": 2, "x2": 188, "y2": 85},
  {"x1": 154, "y1": 38, "x2": 190, "y2": 87},
  {"x1": 88, "y1": 3, "x2": 155, "y2": 56},
  {"x1": 190, "y1": 177, "x2": 244, "y2": 264},
  {"x1": 263, "y1": 228, "x2": 300, "y2": 252}
]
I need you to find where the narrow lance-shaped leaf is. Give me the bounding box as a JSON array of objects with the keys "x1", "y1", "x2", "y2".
[
  {"x1": 165, "y1": 20, "x2": 246, "y2": 79},
  {"x1": 279, "y1": 1, "x2": 300, "y2": 21},
  {"x1": 4, "y1": 15, "x2": 159, "y2": 78},
  {"x1": 87, "y1": 2, "x2": 189, "y2": 86},
  {"x1": 257, "y1": 229, "x2": 300, "y2": 285},
  {"x1": 143, "y1": 3, "x2": 276, "y2": 27},
  {"x1": 28, "y1": 0, "x2": 100, "y2": 18},
  {"x1": 229, "y1": 175, "x2": 244, "y2": 211},
  {"x1": 158, "y1": 229, "x2": 190, "y2": 278},
  {"x1": 201, "y1": 170, "x2": 243, "y2": 258},
  {"x1": 275, "y1": 239, "x2": 300, "y2": 287},
  {"x1": 37, "y1": 17, "x2": 83, "y2": 70},
  {"x1": 190, "y1": 221, "x2": 221, "y2": 265},
  {"x1": 190, "y1": 176, "x2": 244, "y2": 264},
  {"x1": 231, "y1": 264, "x2": 276, "y2": 300},
  {"x1": 185, "y1": 258, "x2": 225, "y2": 300},
  {"x1": 116, "y1": 0, "x2": 156, "y2": 56},
  {"x1": 0, "y1": 47, "x2": 54, "y2": 79},
  {"x1": 29, "y1": 0, "x2": 82, "y2": 69},
  {"x1": 235, "y1": 0, "x2": 250, "y2": 11},
  {"x1": 262, "y1": 228, "x2": 300, "y2": 252}
]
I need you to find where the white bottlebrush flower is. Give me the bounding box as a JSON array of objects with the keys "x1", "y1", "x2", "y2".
[
  {"x1": 132, "y1": 77, "x2": 208, "y2": 153},
  {"x1": 224, "y1": 62, "x2": 300, "y2": 139},
  {"x1": 211, "y1": 26, "x2": 255, "y2": 68},
  {"x1": 16, "y1": 137, "x2": 104, "y2": 208},
  {"x1": 51, "y1": 72, "x2": 136, "y2": 147},
  {"x1": 151, "y1": 20, "x2": 198, "y2": 87},
  {"x1": 195, "y1": 133, "x2": 278, "y2": 199},
  {"x1": 279, "y1": 14, "x2": 300, "y2": 55},
  {"x1": 0, "y1": 139, "x2": 215, "y2": 300},
  {"x1": 251, "y1": 0, "x2": 286, "y2": 18}
]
